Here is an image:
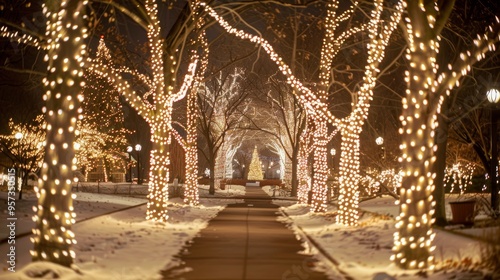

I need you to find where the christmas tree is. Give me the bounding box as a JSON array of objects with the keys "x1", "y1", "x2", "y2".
[
  {"x1": 247, "y1": 146, "x2": 263, "y2": 180},
  {"x1": 77, "y1": 36, "x2": 130, "y2": 182}
]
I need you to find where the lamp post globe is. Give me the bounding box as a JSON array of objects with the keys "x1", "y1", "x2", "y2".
[
  {"x1": 486, "y1": 87, "x2": 499, "y2": 213},
  {"x1": 486, "y1": 88, "x2": 500, "y2": 104},
  {"x1": 135, "y1": 144, "x2": 142, "y2": 184},
  {"x1": 126, "y1": 146, "x2": 133, "y2": 182},
  {"x1": 14, "y1": 132, "x2": 23, "y2": 199}
]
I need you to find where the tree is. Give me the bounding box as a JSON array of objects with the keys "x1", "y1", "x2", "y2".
[
  {"x1": 393, "y1": 0, "x2": 500, "y2": 270},
  {"x1": 247, "y1": 146, "x2": 264, "y2": 180},
  {"x1": 1, "y1": 0, "x2": 89, "y2": 267},
  {"x1": 197, "y1": 68, "x2": 249, "y2": 194},
  {"x1": 89, "y1": 0, "x2": 204, "y2": 220},
  {"x1": 256, "y1": 75, "x2": 307, "y2": 195},
  {"x1": 0, "y1": 115, "x2": 45, "y2": 200}
]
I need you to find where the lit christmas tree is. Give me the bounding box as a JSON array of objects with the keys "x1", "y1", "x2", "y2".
[
  {"x1": 247, "y1": 146, "x2": 264, "y2": 180},
  {"x1": 77, "y1": 35, "x2": 130, "y2": 182}
]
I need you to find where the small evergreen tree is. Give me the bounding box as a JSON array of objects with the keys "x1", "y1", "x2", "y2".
[{"x1": 247, "y1": 146, "x2": 263, "y2": 180}]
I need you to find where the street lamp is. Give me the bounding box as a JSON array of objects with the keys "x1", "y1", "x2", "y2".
[
  {"x1": 126, "y1": 146, "x2": 133, "y2": 182},
  {"x1": 329, "y1": 148, "x2": 336, "y2": 172},
  {"x1": 486, "y1": 88, "x2": 499, "y2": 213},
  {"x1": 14, "y1": 132, "x2": 23, "y2": 140},
  {"x1": 135, "y1": 144, "x2": 142, "y2": 185},
  {"x1": 14, "y1": 132, "x2": 23, "y2": 199},
  {"x1": 376, "y1": 136, "x2": 385, "y2": 160}
]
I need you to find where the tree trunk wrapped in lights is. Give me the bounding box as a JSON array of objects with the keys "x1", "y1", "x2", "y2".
[
  {"x1": 333, "y1": 0, "x2": 403, "y2": 225},
  {"x1": 393, "y1": 0, "x2": 500, "y2": 270},
  {"x1": 297, "y1": 125, "x2": 312, "y2": 204},
  {"x1": 337, "y1": 126, "x2": 362, "y2": 225},
  {"x1": 182, "y1": 5, "x2": 208, "y2": 205},
  {"x1": 31, "y1": 0, "x2": 88, "y2": 267},
  {"x1": 310, "y1": 121, "x2": 329, "y2": 212},
  {"x1": 183, "y1": 75, "x2": 202, "y2": 206},
  {"x1": 89, "y1": 0, "x2": 201, "y2": 221}
]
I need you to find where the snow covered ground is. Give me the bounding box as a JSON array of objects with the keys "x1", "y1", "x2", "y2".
[
  {"x1": 1, "y1": 184, "x2": 498, "y2": 279},
  {"x1": 268, "y1": 190, "x2": 499, "y2": 280}
]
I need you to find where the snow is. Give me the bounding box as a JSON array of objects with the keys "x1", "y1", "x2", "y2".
[{"x1": 1, "y1": 185, "x2": 498, "y2": 279}]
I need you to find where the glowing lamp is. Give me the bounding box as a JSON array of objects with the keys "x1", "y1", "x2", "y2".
[
  {"x1": 376, "y1": 136, "x2": 384, "y2": 145},
  {"x1": 15, "y1": 132, "x2": 23, "y2": 140},
  {"x1": 486, "y1": 88, "x2": 500, "y2": 104}
]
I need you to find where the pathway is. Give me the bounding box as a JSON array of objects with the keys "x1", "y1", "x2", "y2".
[{"x1": 162, "y1": 186, "x2": 330, "y2": 280}]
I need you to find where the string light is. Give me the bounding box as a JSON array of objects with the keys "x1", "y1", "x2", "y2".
[
  {"x1": 0, "y1": 26, "x2": 43, "y2": 49},
  {"x1": 445, "y1": 163, "x2": 475, "y2": 194}
]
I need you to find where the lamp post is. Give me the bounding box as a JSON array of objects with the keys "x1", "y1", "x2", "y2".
[
  {"x1": 135, "y1": 144, "x2": 142, "y2": 185},
  {"x1": 14, "y1": 132, "x2": 23, "y2": 200},
  {"x1": 486, "y1": 88, "x2": 500, "y2": 213},
  {"x1": 376, "y1": 136, "x2": 385, "y2": 160},
  {"x1": 127, "y1": 144, "x2": 142, "y2": 184},
  {"x1": 126, "y1": 146, "x2": 133, "y2": 182},
  {"x1": 329, "y1": 148, "x2": 336, "y2": 174}
]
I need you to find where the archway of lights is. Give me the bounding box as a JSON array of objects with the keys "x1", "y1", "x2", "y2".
[
  {"x1": 200, "y1": 0, "x2": 403, "y2": 225},
  {"x1": 393, "y1": 1, "x2": 500, "y2": 270}
]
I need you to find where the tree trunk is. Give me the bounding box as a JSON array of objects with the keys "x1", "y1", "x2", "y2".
[
  {"x1": 433, "y1": 104, "x2": 449, "y2": 226},
  {"x1": 394, "y1": 44, "x2": 436, "y2": 270},
  {"x1": 33, "y1": 0, "x2": 86, "y2": 267},
  {"x1": 183, "y1": 86, "x2": 199, "y2": 205},
  {"x1": 146, "y1": 124, "x2": 170, "y2": 221},
  {"x1": 337, "y1": 126, "x2": 361, "y2": 226},
  {"x1": 290, "y1": 147, "x2": 299, "y2": 197},
  {"x1": 310, "y1": 120, "x2": 328, "y2": 212},
  {"x1": 297, "y1": 136, "x2": 310, "y2": 204},
  {"x1": 209, "y1": 158, "x2": 216, "y2": 195}
]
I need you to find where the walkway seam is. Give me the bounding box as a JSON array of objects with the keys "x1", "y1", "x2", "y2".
[{"x1": 279, "y1": 209, "x2": 355, "y2": 280}]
